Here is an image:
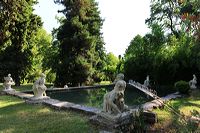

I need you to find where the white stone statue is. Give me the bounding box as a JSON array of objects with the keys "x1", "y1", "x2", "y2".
[
  {"x1": 189, "y1": 74, "x2": 197, "y2": 89},
  {"x1": 3, "y1": 74, "x2": 15, "y2": 91},
  {"x1": 103, "y1": 80, "x2": 128, "y2": 114},
  {"x1": 32, "y1": 73, "x2": 47, "y2": 99},
  {"x1": 128, "y1": 79, "x2": 133, "y2": 84},
  {"x1": 143, "y1": 75, "x2": 150, "y2": 87},
  {"x1": 64, "y1": 84, "x2": 68, "y2": 89}
]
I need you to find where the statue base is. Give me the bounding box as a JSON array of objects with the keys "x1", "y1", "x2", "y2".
[
  {"x1": 89, "y1": 109, "x2": 157, "y2": 132},
  {"x1": 190, "y1": 86, "x2": 197, "y2": 89},
  {"x1": 3, "y1": 88, "x2": 15, "y2": 92}
]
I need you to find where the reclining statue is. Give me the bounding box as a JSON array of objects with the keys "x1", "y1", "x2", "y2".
[
  {"x1": 3, "y1": 74, "x2": 15, "y2": 91},
  {"x1": 32, "y1": 73, "x2": 47, "y2": 99},
  {"x1": 103, "y1": 80, "x2": 128, "y2": 114}
]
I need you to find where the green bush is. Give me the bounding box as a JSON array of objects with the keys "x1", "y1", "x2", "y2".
[{"x1": 174, "y1": 80, "x2": 190, "y2": 94}]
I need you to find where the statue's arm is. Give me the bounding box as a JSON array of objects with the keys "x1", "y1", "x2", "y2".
[{"x1": 109, "y1": 93, "x2": 121, "y2": 113}]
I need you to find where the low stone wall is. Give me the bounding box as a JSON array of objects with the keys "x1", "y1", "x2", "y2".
[{"x1": 142, "y1": 92, "x2": 182, "y2": 111}]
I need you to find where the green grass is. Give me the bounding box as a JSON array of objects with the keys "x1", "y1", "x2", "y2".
[
  {"x1": 0, "y1": 95, "x2": 97, "y2": 133},
  {"x1": 152, "y1": 89, "x2": 200, "y2": 132}
]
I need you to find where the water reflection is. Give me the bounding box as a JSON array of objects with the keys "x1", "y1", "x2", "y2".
[{"x1": 47, "y1": 86, "x2": 151, "y2": 108}]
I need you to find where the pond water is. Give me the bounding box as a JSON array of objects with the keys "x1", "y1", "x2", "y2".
[{"x1": 47, "y1": 85, "x2": 154, "y2": 108}]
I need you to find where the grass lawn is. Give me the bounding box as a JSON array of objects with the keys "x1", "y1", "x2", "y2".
[
  {"x1": 0, "y1": 95, "x2": 97, "y2": 133},
  {"x1": 0, "y1": 83, "x2": 200, "y2": 132},
  {"x1": 152, "y1": 89, "x2": 200, "y2": 132}
]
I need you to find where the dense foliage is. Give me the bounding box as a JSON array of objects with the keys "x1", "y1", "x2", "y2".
[
  {"x1": 25, "y1": 28, "x2": 53, "y2": 83},
  {"x1": 146, "y1": 0, "x2": 200, "y2": 40},
  {"x1": 123, "y1": 0, "x2": 200, "y2": 85},
  {"x1": 53, "y1": 0, "x2": 105, "y2": 86},
  {"x1": 174, "y1": 80, "x2": 190, "y2": 94},
  {"x1": 0, "y1": 0, "x2": 42, "y2": 85},
  {"x1": 0, "y1": 0, "x2": 199, "y2": 87},
  {"x1": 103, "y1": 52, "x2": 119, "y2": 81}
]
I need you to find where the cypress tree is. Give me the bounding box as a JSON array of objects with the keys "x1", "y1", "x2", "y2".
[{"x1": 54, "y1": 0, "x2": 105, "y2": 86}]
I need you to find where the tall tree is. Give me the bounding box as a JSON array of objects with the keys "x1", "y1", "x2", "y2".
[
  {"x1": 54, "y1": 0, "x2": 105, "y2": 86},
  {"x1": 124, "y1": 24, "x2": 166, "y2": 83},
  {"x1": 146, "y1": 0, "x2": 181, "y2": 38},
  {"x1": 0, "y1": 0, "x2": 42, "y2": 85},
  {"x1": 146, "y1": 0, "x2": 200, "y2": 40},
  {"x1": 25, "y1": 28, "x2": 53, "y2": 83}
]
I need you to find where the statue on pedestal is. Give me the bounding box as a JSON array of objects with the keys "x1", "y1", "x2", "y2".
[
  {"x1": 143, "y1": 75, "x2": 150, "y2": 87},
  {"x1": 103, "y1": 80, "x2": 128, "y2": 115},
  {"x1": 189, "y1": 74, "x2": 197, "y2": 89},
  {"x1": 3, "y1": 74, "x2": 15, "y2": 91},
  {"x1": 32, "y1": 73, "x2": 48, "y2": 99}
]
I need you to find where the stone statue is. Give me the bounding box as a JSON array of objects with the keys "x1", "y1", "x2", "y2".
[
  {"x1": 113, "y1": 73, "x2": 124, "y2": 84},
  {"x1": 129, "y1": 79, "x2": 133, "y2": 84},
  {"x1": 3, "y1": 74, "x2": 15, "y2": 91},
  {"x1": 32, "y1": 73, "x2": 47, "y2": 99},
  {"x1": 64, "y1": 84, "x2": 68, "y2": 89},
  {"x1": 143, "y1": 75, "x2": 150, "y2": 87},
  {"x1": 103, "y1": 80, "x2": 128, "y2": 114},
  {"x1": 189, "y1": 74, "x2": 197, "y2": 89}
]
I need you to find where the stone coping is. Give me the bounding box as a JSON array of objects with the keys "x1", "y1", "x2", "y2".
[
  {"x1": 2, "y1": 90, "x2": 101, "y2": 116},
  {"x1": 1, "y1": 87, "x2": 182, "y2": 117},
  {"x1": 142, "y1": 92, "x2": 182, "y2": 111},
  {"x1": 22, "y1": 84, "x2": 114, "y2": 93}
]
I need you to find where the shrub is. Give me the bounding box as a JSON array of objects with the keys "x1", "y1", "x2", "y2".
[{"x1": 174, "y1": 80, "x2": 190, "y2": 94}]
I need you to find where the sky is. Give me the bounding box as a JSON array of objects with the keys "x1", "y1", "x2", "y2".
[{"x1": 34, "y1": 0, "x2": 151, "y2": 56}]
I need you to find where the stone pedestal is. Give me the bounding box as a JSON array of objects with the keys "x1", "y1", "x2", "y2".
[
  {"x1": 3, "y1": 88, "x2": 15, "y2": 92},
  {"x1": 90, "y1": 109, "x2": 157, "y2": 132}
]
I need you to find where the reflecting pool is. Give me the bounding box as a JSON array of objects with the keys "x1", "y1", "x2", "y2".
[{"x1": 47, "y1": 85, "x2": 153, "y2": 108}]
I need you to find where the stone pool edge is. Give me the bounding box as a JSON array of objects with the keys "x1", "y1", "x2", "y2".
[{"x1": 1, "y1": 90, "x2": 101, "y2": 116}]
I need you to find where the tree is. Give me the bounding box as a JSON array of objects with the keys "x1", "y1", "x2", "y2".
[
  {"x1": 124, "y1": 24, "x2": 166, "y2": 83},
  {"x1": 146, "y1": 0, "x2": 200, "y2": 40},
  {"x1": 0, "y1": 0, "x2": 42, "y2": 85},
  {"x1": 25, "y1": 28, "x2": 53, "y2": 83},
  {"x1": 179, "y1": 0, "x2": 200, "y2": 41},
  {"x1": 104, "y1": 52, "x2": 119, "y2": 81},
  {"x1": 54, "y1": 0, "x2": 105, "y2": 86},
  {"x1": 146, "y1": 0, "x2": 181, "y2": 38}
]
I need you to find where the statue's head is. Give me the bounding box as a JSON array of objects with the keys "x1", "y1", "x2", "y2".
[
  {"x1": 114, "y1": 80, "x2": 126, "y2": 92},
  {"x1": 116, "y1": 73, "x2": 124, "y2": 80},
  {"x1": 8, "y1": 74, "x2": 11, "y2": 77}
]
